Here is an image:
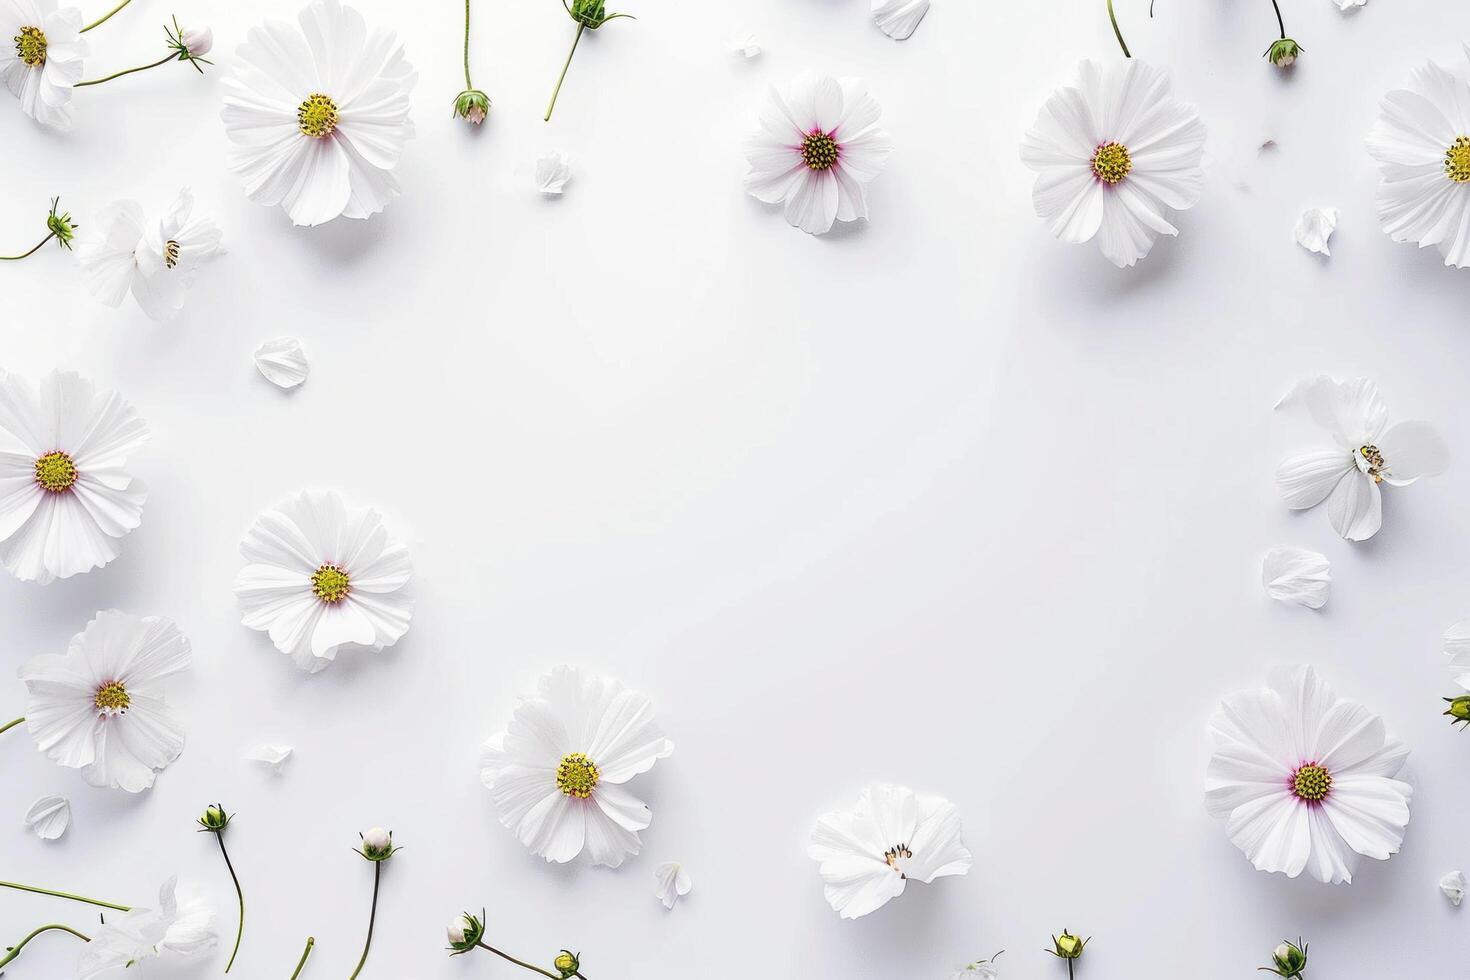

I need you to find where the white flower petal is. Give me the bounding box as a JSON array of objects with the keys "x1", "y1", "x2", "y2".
[
  {"x1": 1276, "y1": 449, "x2": 1354, "y2": 509},
  {"x1": 1261, "y1": 546, "x2": 1331, "y2": 609},
  {"x1": 245, "y1": 743, "x2": 294, "y2": 771},
  {"x1": 654, "y1": 862, "x2": 693, "y2": 909},
  {"x1": 253, "y1": 337, "x2": 310, "y2": 389},
  {"x1": 872, "y1": 0, "x2": 930, "y2": 40},
  {"x1": 1378, "y1": 419, "x2": 1450, "y2": 484},
  {"x1": 24, "y1": 795, "x2": 71, "y2": 839},
  {"x1": 727, "y1": 33, "x2": 760, "y2": 58},
  {"x1": 536, "y1": 150, "x2": 571, "y2": 195},
  {"x1": 1326, "y1": 469, "x2": 1382, "y2": 541},
  {"x1": 1443, "y1": 870, "x2": 1467, "y2": 906},
  {"x1": 1446, "y1": 620, "x2": 1470, "y2": 690},
  {"x1": 1293, "y1": 207, "x2": 1337, "y2": 255}
]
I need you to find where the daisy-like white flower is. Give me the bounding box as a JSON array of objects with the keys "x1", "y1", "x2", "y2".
[
  {"x1": 78, "y1": 877, "x2": 217, "y2": 979},
  {"x1": 1275, "y1": 376, "x2": 1449, "y2": 541},
  {"x1": 808, "y1": 782, "x2": 972, "y2": 919},
  {"x1": 19, "y1": 611, "x2": 190, "y2": 792},
  {"x1": 75, "y1": 188, "x2": 223, "y2": 322},
  {"x1": 479, "y1": 666, "x2": 673, "y2": 868},
  {"x1": 1020, "y1": 59, "x2": 1206, "y2": 268},
  {"x1": 743, "y1": 71, "x2": 893, "y2": 236},
  {"x1": 1205, "y1": 665, "x2": 1412, "y2": 884},
  {"x1": 1366, "y1": 48, "x2": 1470, "y2": 268},
  {"x1": 0, "y1": 370, "x2": 148, "y2": 584},
  {"x1": 221, "y1": 0, "x2": 417, "y2": 226},
  {"x1": 233, "y1": 489, "x2": 413, "y2": 673},
  {"x1": 0, "y1": 0, "x2": 84, "y2": 129},
  {"x1": 654, "y1": 861, "x2": 691, "y2": 909}
]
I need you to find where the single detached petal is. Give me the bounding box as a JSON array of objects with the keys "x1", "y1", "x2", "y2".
[
  {"x1": 1443, "y1": 870, "x2": 1467, "y2": 906},
  {"x1": 245, "y1": 743, "x2": 294, "y2": 771},
  {"x1": 1294, "y1": 207, "x2": 1337, "y2": 255},
  {"x1": 872, "y1": 0, "x2": 930, "y2": 40},
  {"x1": 25, "y1": 795, "x2": 71, "y2": 840},
  {"x1": 1262, "y1": 546, "x2": 1331, "y2": 609},
  {"x1": 727, "y1": 33, "x2": 761, "y2": 59},
  {"x1": 253, "y1": 337, "x2": 310, "y2": 389},
  {"x1": 536, "y1": 151, "x2": 571, "y2": 195},
  {"x1": 654, "y1": 862, "x2": 693, "y2": 909}
]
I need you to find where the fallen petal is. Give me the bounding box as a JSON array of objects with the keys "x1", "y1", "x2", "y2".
[
  {"x1": 245, "y1": 744, "x2": 294, "y2": 772},
  {"x1": 872, "y1": 0, "x2": 931, "y2": 39},
  {"x1": 1262, "y1": 546, "x2": 1331, "y2": 609},
  {"x1": 536, "y1": 151, "x2": 572, "y2": 196},
  {"x1": 654, "y1": 862, "x2": 692, "y2": 909},
  {"x1": 1294, "y1": 207, "x2": 1338, "y2": 256},
  {"x1": 1443, "y1": 870, "x2": 1466, "y2": 906},
  {"x1": 727, "y1": 33, "x2": 761, "y2": 58},
  {"x1": 25, "y1": 796, "x2": 71, "y2": 840},
  {"x1": 253, "y1": 338, "x2": 309, "y2": 389}
]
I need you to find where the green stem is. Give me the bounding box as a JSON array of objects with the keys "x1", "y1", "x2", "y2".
[
  {"x1": 1068, "y1": 960, "x2": 1076, "y2": 980},
  {"x1": 1270, "y1": 0, "x2": 1285, "y2": 37},
  {"x1": 0, "y1": 236, "x2": 51, "y2": 260},
  {"x1": 290, "y1": 937, "x2": 315, "y2": 980},
  {"x1": 544, "y1": 23, "x2": 585, "y2": 122},
  {"x1": 75, "y1": 52, "x2": 176, "y2": 87},
  {"x1": 80, "y1": 0, "x2": 131, "y2": 32},
  {"x1": 346, "y1": 863, "x2": 381, "y2": 980},
  {"x1": 472, "y1": 942, "x2": 560, "y2": 979},
  {"x1": 0, "y1": 715, "x2": 25, "y2": 733},
  {"x1": 0, "y1": 881, "x2": 130, "y2": 913},
  {"x1": 0, "y1": 924, "x2": 90, "y2": 969},
  {"x1": 213, "y1": 832, "x2": 246, "y2": 973},
  {"x1": 463, "y1": 0, "x2": 474, "y2": 89},
  {"x1": 1106, "y1": 0, "x2": 1131, "y2": 57}
]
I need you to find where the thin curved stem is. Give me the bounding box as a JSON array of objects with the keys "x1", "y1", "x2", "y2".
[
  {"x1": 0, "y1": 715, "x2": 25, "y2": 733},
  {"x1": 472, "y1": 942, "x2": 559, "y2": 978},
  {"x1": 463, "y1": 0, "x2": 473, "y2": 89},
  {"x1": 80, "y1": 0, "x2": 131, "y2": 32},
  {"x1": 290, "y1": 937, "x2": 315, "y2": 979},
  {"x1": 1270, "y1": 0, "x2": 1285, "y2": 37},
  {"x1": 214, "y1": 833, "x2": 245, "y2": 973},
  {"x1": 544, "y1": 23, "x2": 585, "y2": 121},
  {"x1": 346, "y1": 863, "x2": 381, "y2": 980},
  {"x1": 0, "y1": 923, "x2": 90, "y2": 969},
  {"x1": 1106, "y1": 0, "x2": 1131, "y2": 58},
  {"x1": 0, "y1": 236, "x2": 52, "y2": 260},
  {"x1": 75, "y1": 52, "x2": 175, "y2": 87},
  {"x1": 0, "y1": 881, "x2": 130, "y2": 913}
]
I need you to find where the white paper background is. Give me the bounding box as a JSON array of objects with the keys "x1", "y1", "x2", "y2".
[{"x1": 3, "y1": 0, "x2": 1470, "y2": 976}]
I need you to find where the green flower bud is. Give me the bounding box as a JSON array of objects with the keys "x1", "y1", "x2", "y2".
[
  {"x1": 453, "y1": 89, "x2": 490, "y2": 125},
  {"x1": 567, "y1": 0, "x2": 631, "y2": 29},
  {"x1": 446, "y1": 911, "x2": 484, "y2": 953},
  {"x1": 1445, "y1": 695, "x2": 1470, "y2": 729},
  {"x1": 1047, "y1": 930, "x2": 1088, "y2": 960},
  {"x1": 46, "y1": 197, "x2": 77, "y2": 251},
  {"x1": 197, "y1": 803, "x2": 231, "y2": 831},
  {"x1": 1264, "y1": 38, "x2": 1303, "y2": 68},
  {"x1": 1263, "y1": 939, "x2": 1308, "y2": 979},
  {"x1": 553, "y1": 950, "x2": 580, "y2": 977},
  {"x1": 357, "y1": 827, "x2": 398, "y2": 861}
]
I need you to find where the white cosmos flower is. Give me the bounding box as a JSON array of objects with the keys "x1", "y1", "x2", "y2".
[
  {"x1": 0, "y1": 370, "x2": 148, "y2": 584},
  {"x1": 654, "y1": 862, "x2": 691, "y2": 909},
  {"x1": 79, "y1": 877, "x2": 217, "y2": 979},
  {"x1": 1021, "y1": 59, "x2": 1206, "y2": 268},
  {"x1": 1205, "y1": 665, "x2": 1412, "y2": 884},
  {"x1": 233, "y1": 489, "x2": 413, "y2": 673},
  {"x1": 1366, "y1": 47, "x2": 1470, "y2": 268},
  {"x1": 221, "y1": 0, "x2": 417, "y2": 226},
  {"x1": 808, "y1": 783, "x2": 972, "y2": 919},
  {"x1": 479, "y1": 666, "x2": 673, "y2": 868},
  {"x1": 1275, "y1": 376, "x2": 1449, "y2": 541},
  {"x1": 743, "y1": 71, "x2": 893, "y2": 236},
  {"x1": 0, "y1": 0, "x2": 84, "y2": 129},
  {"x1": 75, "y1": 189, "x2": 223, "y2": 322},
  {"x1": 19, "y1": 611, "x2": 190, "y2": 793}
]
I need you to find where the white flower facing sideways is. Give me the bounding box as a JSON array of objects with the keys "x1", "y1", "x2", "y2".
[
  {"x1": 743, "y1": 71, "x2": 893, "y2": 236},
  {"x1": 479, "y1": 666, "x2": 674, "y2": 868},
  {"x1": 1366, "y1": 47, "x2": 1470, "y2": 268},
  {"x1": 79, "y1": 877, "x2": 217, "y2": 979},
  {"x1": 0, "y1": 369, "x2": 148, "y2": 584},
  {"x1": 0, "y1": 0, "x2": 85, "y2": 129},
  {"x1": 1205, "y1": 665, "x2": 1412, "y2": 884},
  {"x1": 1021, "y1": 59, "x2": 1206, "y2": 268},
  {"x1": 19, "y1": 610, "x2": 190, "y2": 792},
  {"x1": 808, "y1": 782, "x2": 972, "y2": 919},
  {"x1": 221, "y1": 0, "x2": 417, "y2": 226},
  {"x1": 234, "y1": 489, "x2": 413, "y2": 673},
  {"x1": 75, "y1": 188, "x2": 223, "y2": 322},
  {"x1": 1275, "y1": 376, "x2": 1449, "y2": 541}
]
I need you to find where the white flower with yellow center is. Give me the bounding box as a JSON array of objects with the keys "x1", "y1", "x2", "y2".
[
  {"x1": 78, "y1": 877, "x2": 217, "y2": 979},
  {"x1": 1021, "y1": 59, "x2": 1206, "y2": 268},
  {"x1": 19, "y1": 611, "x2": 190, "y2": 793},
  {"x1": 1275, "y1": 376, "x2": 1449, "y2": 542},
  {"x1": 0, "y1": 369, "x2": 148, "y2": 584},
  {"x1": 75, "y1": 188, "x2": 223, "y2": 322},
  {"x1": 233, "y1": 489, "x2": 413, "y2": 673},
  {"x1": 1206, "y1": 665, "x2": 1412, "y2": 884},
  {"x1": 742, "y1": 71, "x2": 893, "y2": 236},
  {"x1": 1366, "y1": 47, "x2": 1470, "y2": 268},
  {"x1": 479, "y1": 666, "x2": 673, "y2": 868},
  {"x1": 808, "y1": 783, "x2": 972, "y2": 919},
  {"x1": 221, "y1": 0, "x2": 416, "y2": 226},
  {"x1": 0, "y1": 0, "x2": 85, "y2": 129}
]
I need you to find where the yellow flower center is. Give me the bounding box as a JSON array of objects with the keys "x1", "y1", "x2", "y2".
[
  {"x1": 883, "y1": 843, "x2": 913, "y2": 877},
  {"x1": 297, "y1": 93, "x2": 340, "y2": 138},
  {"x1": 34, "y1": 451, "x2": 77, "y2": 492},
  {"x1": 555, "y1": 752, "x2": 600, "y2": 798},
  {"x1": 801, "y1": 131, "x2": 839, "y2": 171},
  {"x1": 1091, "y1": 141, "x2": 1132, "y2": 184},
  {"x1": 163, "y1": 240, "x2": 180, "y2": 269},
  {"x1": 1359, "y1": 444, "x2": 1385, "y2": 482},
  {"x1": 311, "y1": 563, "x2": 351, "y2": 603},
  {"x1": 1446, "y1": 136, "x2": 1470, "y2": 183},
  {"x1": 94, "y1": 681, "x2": 130, "y2": 713},
  {"x1": 1292, "y1": 763, "x2": 1332, "y2": 802},
  {"x1": 15, "y1": 25, "x2": 46, "y2": 68}
]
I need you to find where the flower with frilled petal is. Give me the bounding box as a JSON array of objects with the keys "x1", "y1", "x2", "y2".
[
  {"x1": 76, "y1": 188, "x2": 223, "y2": 322},
  {"x1": 0, "y1": 0, "x2": 85, "y2": 128},
  {"x1": 78, "y1": 878, "x2": 217, "y2": 979}
]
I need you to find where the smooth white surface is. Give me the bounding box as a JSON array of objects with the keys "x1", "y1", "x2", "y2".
[{"x1": 4, "y1": 0, "x2": 1470, "y2": 977}]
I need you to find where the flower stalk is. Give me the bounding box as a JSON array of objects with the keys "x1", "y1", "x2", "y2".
[
  {"x1": 76, "y1": 16, "x2": 213, "y2": 87},
  {"x1": 453, "y1": 0, "x2": 490, "y2": 123},
  {"x1": 0, "y1": 923, "x2": 91, "y2": 969},
  {"x1": 289, "y1": 936, "x2": 314, "y2": 979},
  {"x1": 0, "y1": 880, "x2": 131, "y2": 912},
  {"x1": 197, "y1": 805, "x2": 245, "y2": 973},
  {"x1": 0, "y1": 716, "x2": 24, "y2": 735},
  {"x1": 81, "y1": 0, "x2": 132, "y2": 33},
  {"x1": 448, "y1": 913, "x2": 589, "y2": 979},
  {"x1": 75, "y1": 52, "x2": 176, "y2": 87},
  {"x1": 1106, "y1": 0, "x2": 1131, "y2": 58},
  {"x1": 348, "y1": 829, "x2": 398, "y2": 980},
  {"x1": 1262, "y1": 0, "x2": 1302, "y2": 67},
  {"x1": 543, "y1": 0, "x2": 635, "y2": 122}
]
